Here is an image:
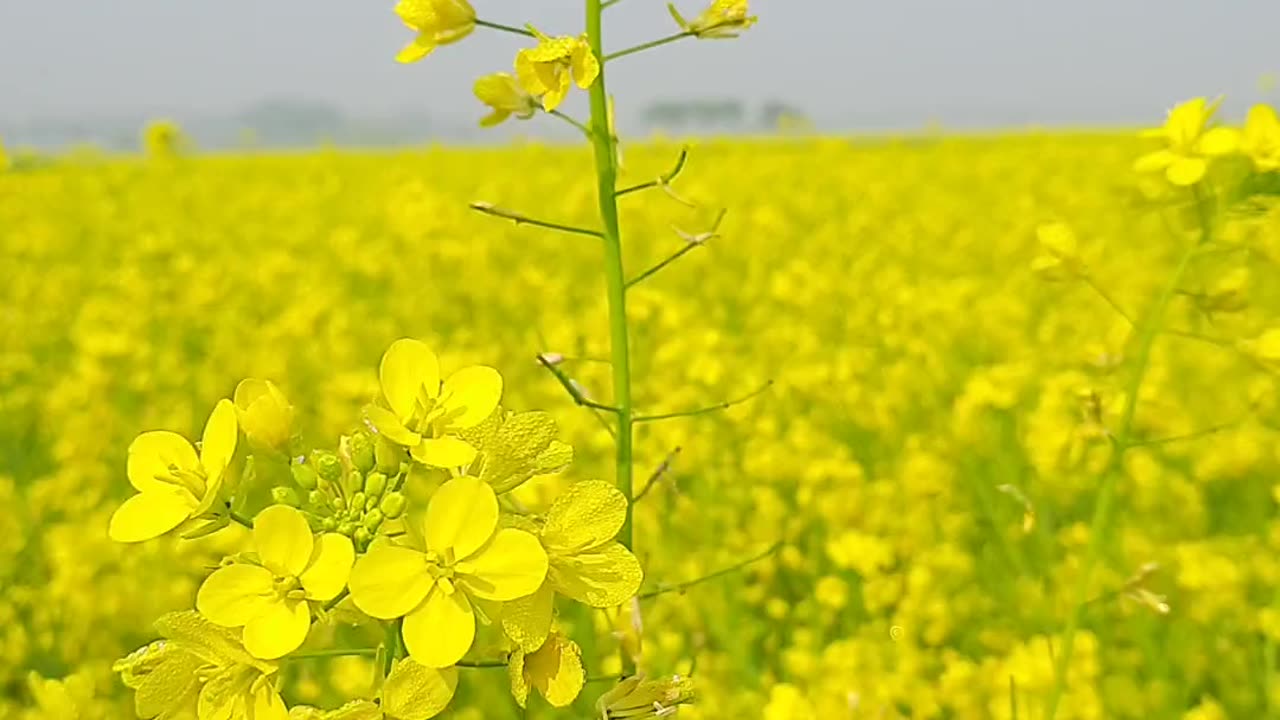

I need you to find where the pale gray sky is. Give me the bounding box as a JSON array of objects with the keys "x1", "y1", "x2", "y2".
[{"x1": 1, "y1": 0, "x2": 1278, "y2": 128}]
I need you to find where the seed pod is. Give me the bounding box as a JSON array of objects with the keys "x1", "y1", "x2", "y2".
[
  {"x1": 350, "y1": 432, "x2": 376, "y2": 474},
  {"x1": 364, "y1": 472, "x2": 387, "y2": 499},
  {"x1": 271, "y1": 487, "x2": 300, "y2": 507},
  {"x1": 291, "y1": 464, "x2": 319, "y2": 491},
  {"x1": 380, "y1": 492, "x2": 406, "y2": 519},
  {"x1": 313, "y1": 451, "x2": 343, "y2": 484}
]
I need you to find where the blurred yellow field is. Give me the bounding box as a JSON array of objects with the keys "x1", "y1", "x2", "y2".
[{"x1": 4, "y1": 126, "x2": 1280, "y2": 720}]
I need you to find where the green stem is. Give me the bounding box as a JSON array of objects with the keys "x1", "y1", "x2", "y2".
[
  {"x1": 228, "y1": 510, "x2": 254, "y2": 529},
  {"x1": 604, "y1": 31, "x2": 694, "y2": 62},
  {"x1": 474, "y1": 19, "x2": 536, "y2": 37},
  {"x1": 585, "y1": 0, "x2": 635, "y2": 555},
  {"x1": 1044, "y1": 192, "x2": 1208, "y2": 719},
  {"x1": 382, "y1": 620, "x2": 400, "y2": 678},
  {"x1": 288, "y1": 647, "x2": 378, "y2": 659}
]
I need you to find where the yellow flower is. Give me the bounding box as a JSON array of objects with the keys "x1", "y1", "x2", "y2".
[
  {"x1": 363, "y1": 338, "x2": 502, "y2": 469},
  {"x1": 1242, "y1": 104, "x2": 1280, "y2": 172},
  {"x1": 1238, "y1": 328, "x2": 1280, "y2": 373},
  {"x1": 109, "y1": 399, "x2": 238, "y2": 543},
  {"x1": 197, "y1": 505, "x2": 355, "y2": 659},
  {"x1": 668, "y1": 0, "x2": 757, "y2": 39},
  {"x1": 473, "y1": 73, "x2": 541, "y2": 128},
  {"x1": 1133, "y1": 97, "x2": 1239, "y2": 186},
  {"x1": 288, "y1": 660, "x2": 455, "y2": 719},
  {"x1": 234, "y1": 378, "x2": 295, "y2": 454},
  {"x1": 514, "y1": 31, "x2": 600, "y2": 113},
  {"x1": 595, "y1": 674, "x2": 694, "y2": 719},
  {"x1": 393, "y1": 0, "x2": 476, "y2": 64},
  {"x1": 348, "y1": 476, "x2": 547, "y2": 668},
  {"x1": 114, "y1": 611, "x2": 286, "y2": 720},
  {"x1": 502, "y1": 481, "x2": 643, "y2": 652},
  {"x1": 507, "y1": 632, "x2": 584, "y2": 708},
  {"x1": 1030, "y1": 222, "x2": 1084, "y2": 280},
  {"x1": 456, "y1": 408, "x2": 573, "y2": 493}
]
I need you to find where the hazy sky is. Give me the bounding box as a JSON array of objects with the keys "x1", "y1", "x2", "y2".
[{"x1": 2, "y1": 0, "x2": 1278, "y2": 128}]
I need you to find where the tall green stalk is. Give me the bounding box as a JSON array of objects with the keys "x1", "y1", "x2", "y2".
[
  {"x1": 584, "y1": 0, "x2": 635, "y2": 553},
  {"x1": 1045, "y1": 197, "x2": 1210, "y2": 718}
]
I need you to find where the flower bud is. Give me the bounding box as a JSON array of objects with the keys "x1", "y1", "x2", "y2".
[
  {"x1": 374, "y1": 434, "x2": 403, "y2": 476},
  {"x1": 364, "y1": 472, "x2": 387, "y2": 499},
  {"x1": 380, "y1": 492, "x2": 406, "y2": 519},
  {"x1": 308, "y1": 490, "x2": 326, "y2": 508},
  {"x1": 343, "y1": 471, "x2": 364, "y2": 497},
  {"x1": 233, "y1": 378, "x2": 295, "y2": 454},
  {"x1": 331, "y1": 496, "x2": 346, "y2": 512},
  {"x1": 354, "y1": 527, "x2": 372, "y2": 549},
  {"x1": 365, "y1": 495, "x2": 380, "y2": 512},
  {"x1": 313, "y1": 451, "x2": 343, "y2": 484},
  {"x1": 350, "y1": 432, "x2": 376, "y2": 474},
  {"x1": 363, "y1": 510, "x2": 384, "y2": 531},
  {"x1": 320, "y1": 517, "x2": 337, "y2": 532},
  {"x1": 271, "y1": 487, "x2": 300, "y2": 507},
  {"x1": 291, "y1": 464, "x2": 319, "y2": 491},
  {"x1": 349, "y1": 492, "x2": 367, "y2": 514},
  {"x1": 338, "y1": 521, "x2": 357, "y2": 537}
]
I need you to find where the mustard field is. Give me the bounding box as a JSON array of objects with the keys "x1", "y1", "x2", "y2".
[{"x1": 4, "y1": 128, "x2": 1280, "y2": 719}]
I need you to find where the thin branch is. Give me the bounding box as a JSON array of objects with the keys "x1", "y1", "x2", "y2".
[
  {"x1": 1081, "y1": 275, "x2": 1135, "y2": 326},
  {"x1": 617, "y1": 147, "x2": 690, "y2": 198},
  {"x1": 474, "y1": 19, "x2": 536, "y2": 37},
  {"x1": 549, "y1": 110, "x2": 593, "y2": 138},
  {"x1": 627, "y1": 208, "x2": 726, "y2": 288},
  {"x1": 288, "y1": 647, "x2": 378, "y2": 660},
  {"x1": 626, "y1": 243, "x2": 699, "y2": 289},
  {"x1": 635, "y1": 380, "x2": 773, "y2": 423},
  {"x1": 323, "y1": 588, "x2": 349, "y2": 611},
  {"x1": 229, "y1": 510, "x2": 254, "y2": 529},
  {"x1": 639, "y1": 541, "x2": 783, "y2": 600},
  {"x1": 1127, "y1": 417, "x2": 1248, "y2": 449},
  {"x1": 536, "y1": 353, "x2": 622, "y2": 414},
  {"x1": 633, "y1": 446, "x2": 682, "y2": 503},
  {"x1": 601, "y1": 0, "x2": 626, "y2": 8},
  {"x1": 470, "y1": 202, "x2": 602, "y2": 238},
  {"x1": 605, "y1": 31, "x2": 695, "y2": 62}
]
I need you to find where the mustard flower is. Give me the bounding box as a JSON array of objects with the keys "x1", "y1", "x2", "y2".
[
  {"x1": 114, "y1": 611, "x2": 286, "y2": 720},
  {"x1": 1030, "y1": 222, "x2": 1084, "y2": 280},
  {"x1": 348, "y1": 476, "x2": 547, "y2": 668},
  {"x1": 363, "y1": 338, "x2": 502, "y2": 469},
  {"x1": 502, "y1": 481, "x2": 643, "y2": 652},
  {"x1": 394, "y1": 0, "x2": 476, "y2": 64},
  {"x1": 288, "y1": 660, "x2": 457, "y2": 720},
  {"x1": 233, "y1": 378, "x2": 295, "y2": 454},
  {"x1": 514, "y1": 30, "x2": 600, "y2": 113},
  {"x1": 109, "y1": 399, "x2": 238, "y2": 543},
  {"x1": 1133, "y1": 97, "x2": 1239, "y2": 186},
  {"x1": 595, "y1": 674, "x2": 694, "y2": 719},
  {"x1": 197, "y1": 505, "x2": 355, "y2": 659},
  {"x1": 474, "y1": 73, "x2": 540, "y2": 128},
  {"x1": 507, "y1": 632, "x2": 584, "y2": 708},
  {"x1": 1241, "y1": 103, "x2": 1280, "y2": 172},
  {"x1": 668, "y1": 0, "x2": 757, "y2": 39}
]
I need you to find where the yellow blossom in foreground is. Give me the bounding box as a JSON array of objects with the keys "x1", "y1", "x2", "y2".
[
  {"x1": 514, "y1": 31, "x2": 599, "y2": 112},
  {"x1": 234, "y1": 378, "x2": 295, "y2": 454},
  {"x1": 507, "y1": 632, "x2": 584, "y2": 708},
  {"x1": 502, "y1": 481, "x2": 643, "y2": 652},
  {"x1": 348, "y1": 476, "x2": 547, "y2": 668},
  {"x1": 596, "y1": 674, "x2": 694, "y2": 719},
  {"x1": 1242, "y1": 104, "x2": 1280, "y2": 172},
  {"x1": 1134, "y1": 97, "x2": 1239, "y2": 186},
  {"x1": 109, "y1": 399, "x2": 238, "y2": 543},
  {"x1": 290, "y1": 660, "x2": 456, "y2": 719},
  {"x1": 114, "y1": 611, "x2": 286, "y2": 720},
  {"x1": 197, "y1": 505, "x2": 354, "y2": 659},
  {"x1": 473, "y1": 74, "x2": 540, "y2": 128},
  {"x1": 363, "y1": 338, "x2": 502, "y2": 469},
  {"x1": 394, "y1": 0, "x2": 475, "y2": 64},
  {"x1": 668, "y1": 0, "x2": 757, "y2": 39}
]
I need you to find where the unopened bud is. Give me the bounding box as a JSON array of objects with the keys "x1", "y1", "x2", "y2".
[
  {"x1": 271, "y1": 487, "x2": 300, "y2": 507},
  {"x1": 233, "y1": 378, "x2": 295, "y2": 454},
  {"x1": 354, "y1": 527, "x2": 372, "y2": 549},
  {"x1": 349, "y1": 492, "x2": 367, "y2": 514},
  {"x1": 331, "y1": 496, "x2": 346, "y2": 512},
  {"x1": 363, "y1": 510, "x2": 384, "y2": 531},
  {"x1": 343, "y1": 471, "x2": 364, "y2": 497},
  {"x1": 366, "y1": 495, "x2": 380, "y2": 512},
  {"x1": 374, "y1": 434, "x2": 402, "y2": 476},
  {"x1": 307, "y1": 490, "x2": 326, "y2": 508},
  {"x1": 350, "y1": 432, "x2": 376, "y2": 474},
  {"x1": 364, "y1": 472, "x2": 387, "y2": 499},
  {"x1": 313, "y1": 451, "x2": 342, "y2": 484},
  {"x1": 338, "y1": 521, "x2": 357, "y2": 536},
  {"x1": 320, "y1": 517, "x2": 337, "y2": 532},
  {"x1": 380, "y1": 492, "x2": 406, "y2": 519},
  {"x1": 291, "y1": 464, "x2": 319, "y2": 491}
]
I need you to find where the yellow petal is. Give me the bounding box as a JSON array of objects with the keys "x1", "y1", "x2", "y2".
[
  {"x1": 242, "y1": 599, "x2": 311, "y2": 660},
  {"x1": 460, "y1": 528, "x2": 548, "y2": 602},
  {"x1": 126, "y1": 431, "x2": 198, "y2": 492},
  {"x1": 365, "y1": 404, "x2": 423, "y2": 448},
  {"x1": 1133, "y1": 149, "x2": 1175, "y2": 174},
  {"x1": 254, "y1": 505, "x2": 315, "y2": 577},
  {"x1": 200, "y1": 399, "x2": 239, "y2": 476},
  {"x1": 403, "y1": 587, "x2": 475, "y2": 668},
  {"x1": 397, "y1": 36, "x2": 437, "y2": 64},
  {"x1": 251, "y1": 683, "x2": 290, "y2": 720},
  {"x1": 383, "y1": 660, "x2": 458, "y2": 720},
  {"x1": 1199, "y1": 126, "x2": 1240, "y2": 156},
  {"x1": 411, "y1": 436, "x2": 478, "y2": 469},
  {"x1": 299, "y1": 533, "x2": 355, "y2": 601},
  {"x1": 349, "y1": 540, "x2": 433, "y2": 619},
  {"x1": 425, "y1": 476, "x2": 498, "y2": 558},
  {"x1": 570, "y1": 44, "x2": 600, "y2": 90},
  {"x1": 109, "y1": 490, "x2": 195, "y2": 543},
  {"x1": 508, "y1": 647, "x2": 531, "y2": 707},
  {"x1": 234, "y1": 379, "x2": 294, "y2": 452},
  {"x1": 525, "y1": 634, "x2": 584, "y2": 707},
  {"x1": 501, "y1": 583, "x2": 555, "y2": 653},
  {"x1": 1167, "y1": 156, "x2": 1207, "y2": 186},
  {"x1": 439, "y1": 366, "x2": 503, "y2": 430},
  {"x1": 132, "y1": 650, "x2": 203, "y2": 719},
  {"x1": 196, "y1": 564, "x2": 277, "y2": 626},
  {"x1": 542, "y1": 480, "x2": 627, "y2": 554},
  {"x1": 549, "y1": 542, "x2": 643, "y2": 607},
  {"x1": 541, "y1": 78, "x2": 571, "y2": 113},
  {"x1": 197, "y1": 666, "x2": 246, "y2": 720},
  {"x1": 480, "y1": 109, "x2": 511, "y2": 128},
  {"x1": 381, "y1": 338, "x2": 440, "y2": 420}
]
